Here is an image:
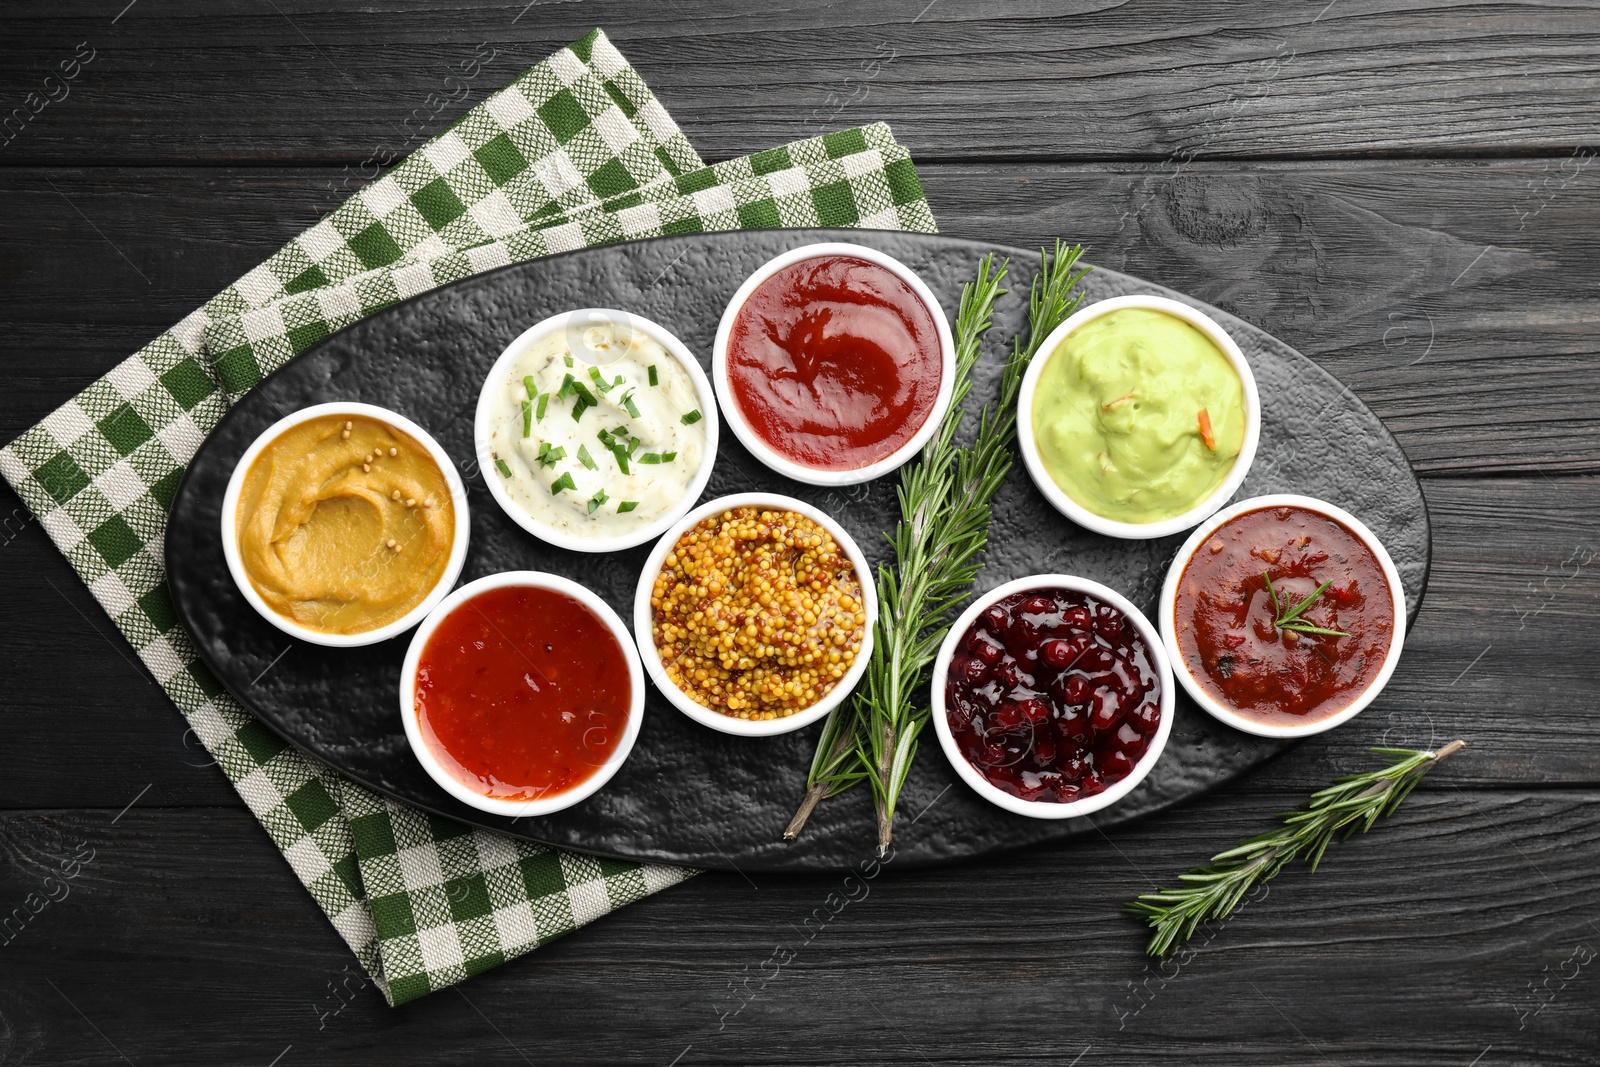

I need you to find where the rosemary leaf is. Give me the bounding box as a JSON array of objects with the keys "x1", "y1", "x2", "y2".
[
  {"x1": 1126, "y1": 741, "x2": 1466, "y2": 956},
  {"x1": 785, "y1": 241, "x2": 1091, "y2": 853},
  {"x1": 1266, "y1": 572, "x2": 1349, "y2": 637}
]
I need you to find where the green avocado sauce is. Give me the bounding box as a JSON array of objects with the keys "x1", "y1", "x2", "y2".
[{"x1": 1031, "y1": 307, "x2": 1245, "y2": 524}]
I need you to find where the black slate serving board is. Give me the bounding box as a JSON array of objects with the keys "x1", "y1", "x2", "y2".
[{"x1": 166, "y1": 229, "x2": 1429, "y2": 872}]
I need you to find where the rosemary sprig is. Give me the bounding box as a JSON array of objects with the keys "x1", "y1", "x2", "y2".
[
  {"x1": 1127, "y1": 740, "x2": 1466, "y2": 955},
  {"x1": 784, "y1": 259, "x2": 1009, "y2": 836},
  {"x1": 1264, "y1": 573, "x2": 1348, "y2": 637},
  {"x1": 784, "y1": 241, "x2": 1091, "y2": 852}
]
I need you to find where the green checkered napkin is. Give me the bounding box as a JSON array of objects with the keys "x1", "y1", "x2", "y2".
[{"x1": 0, "y1": 28, "x2": 936, "y2": 1005}]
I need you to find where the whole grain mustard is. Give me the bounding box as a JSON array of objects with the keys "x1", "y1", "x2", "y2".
[{"x1": 650, "y1": 507, "x2": 866, "y2": 720}]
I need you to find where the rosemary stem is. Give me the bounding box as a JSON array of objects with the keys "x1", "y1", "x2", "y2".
[
  {"x1": 783, "y1": 783, "x2": 828, "y2": 840},
  {"x1": 784, "y1": 723, "x2": 855, "y2": 839},
  {"x1": 1128, "y1": 741, "x2": 1466, "y2": 955}
]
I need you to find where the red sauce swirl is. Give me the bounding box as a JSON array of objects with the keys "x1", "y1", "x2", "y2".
[
  {"x1": 415, "y1": 585, "x2": 630, "y2": 801},
  {"x1": 726, "y1": 255, "x2": 942, "y2": 471},
  {"x1": 1173, "y1": 505, "x2": 1395, "y2": 726}
]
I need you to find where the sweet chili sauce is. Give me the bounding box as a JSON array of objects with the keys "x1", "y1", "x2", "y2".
[
  {"x1": 1173, "y1": 505, "x2": 1394, "y2": 726},
  {"x1": 725, "y1": 255, "x2": 942, "y2": 471},
  {"x1": 415, "y1": 585, "x2": 630, "y2": 800}
]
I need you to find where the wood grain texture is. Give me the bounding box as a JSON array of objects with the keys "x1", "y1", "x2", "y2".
[
  {"x1": 1, "y1": 1, "x2": 1596, "y2": 1061},
  {"x1": 0, "y1": 795, "x2": 1595, "y2": 1065},
  {"x1": 3, "y1": 160, "x2": 1598, "y2": 471},
  {"x1": 1, "y1": 1, "x2": 1598, "y2": 164}
]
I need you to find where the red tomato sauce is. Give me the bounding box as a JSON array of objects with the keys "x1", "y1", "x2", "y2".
[
  {"x1": 1173, "y1": 505, "x2": 1394, "y2": 727},
  {"x1": 415, "y1": 585, "x2": 631, "y2": 801},
  {"x1": 726, "y1": 255, "x2": 942, "y2": 471}
]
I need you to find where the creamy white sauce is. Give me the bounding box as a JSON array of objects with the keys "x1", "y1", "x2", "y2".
[{"x1": 487, "y1": 321, "x2": 706, "y2": 538}]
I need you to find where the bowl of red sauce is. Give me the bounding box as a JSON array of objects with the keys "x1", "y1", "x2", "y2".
[
  {"x1": 931, "y1": 575, "x2": 1174, "y2": 819},
  {"x1": 1159, "y1": 494, "x2": 1407, "y2": 739},
  {"x1": 400, "y1": 571, "x2": 644, "y2": 816},
  {"x1": 712, "y1": 242, "x2": 956, "y2": 486}
]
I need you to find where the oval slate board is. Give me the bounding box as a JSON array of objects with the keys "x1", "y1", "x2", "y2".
[{"x1": 167, "y1": 229, "x2": 1429, "y2": 873}]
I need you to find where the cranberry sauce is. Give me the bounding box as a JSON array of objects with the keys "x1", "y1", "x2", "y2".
[{"x1": 944, "y1": 588, "x2": 1162, "y2": 804}]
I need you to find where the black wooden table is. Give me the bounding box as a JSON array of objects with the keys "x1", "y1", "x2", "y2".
[{"x1": 3, "y1": 4, "x2": 1597, "y2": 1064}]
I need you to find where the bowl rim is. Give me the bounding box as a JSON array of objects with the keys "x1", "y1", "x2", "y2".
[
  {"x1": 929, "y1": 573, "x2": 1176, "y2": 820},
  {"x1": 632, "y1": 491, "x2": 879, "y2": 737},
  {"x1": 398, "y1": 570, "x2": 646, "y2": 816},
  {"x1": 710, "y1": 241, "x2": 957, "y2": 487},
  {"x1": 1016, "y1": 294, "x2": 1262, "y2": 540},
  {"x1": 1158, "y1": 493, "x2": 1409, "y2": 739},
  {"x1": 473, "y1": 307, "x2": 720, "y2": 554},
  {"x1": 219, "y1": 401, "x2": 471, "y2": 648}
]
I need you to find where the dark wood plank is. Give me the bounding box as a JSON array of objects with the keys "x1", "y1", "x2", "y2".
[
  {"x1": 3, "y1": 471, "x2": 1596, "y2": 808},
  {"x1": 0, "y1": 514, "x2": 243, "y2": 809},
  {"x1": 3, "y1": 160, "x2": 1599, "y2": 473},
  {"x1": 1, "y1": 1, "x2": 1597, "y2": 166},
  {"x1": 0, "y1": 794, "x2": 1594, "y2": 1065},
  {"x1": 924, "y1": 160, "x2": 1600, "y2": 476}
]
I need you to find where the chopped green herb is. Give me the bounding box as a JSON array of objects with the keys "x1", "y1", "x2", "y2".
[
  {"x1": 550, "y1": 471, "x2": 576, "y2": 494},
  {"x1": 627, "y1": 435, "x2": 641, "y2": 456},
  {"x1": 557, "y1": 373, "x2": 576, "y2": 400},
  {"x1": 639, "y1": 452, "x2": 663, "y2": 464},
  {"x1": 536, "y1": 441, "x2": 566, "y2": 467},
  {"x1": 611, "y1": 446, "x2": 630, "y2": 475},
  {"x1": 523, "y1": 374, "x2": 538, "y2": 400},
  {"x1": 587, "y1": 489, "x2": 608, "y2": 514},
  {"x1": 617, "y1": 500, "x2": 640, "y2": 513},
  {"x1": 564, "y1": 355, "x2": 574, "y2": 368},
  {"x1": 494, "y1": 457, "x2": 512, "y2": 479},
  {"x1": 571, "y1": 380, "x2": 598, "y2": 406},
  {"x1": 572, "y1": 396, "x2": 592, "y2": 421},
  {"x1": 647, "y1": 365, "x2": 658, "y2": 386},
  {"x1": 661, "y1": 450, "x2": 678, "y2": 462},
  {"x1": 681, "y1": 409, "x2": 702, "y2": 425},
  {"x1": 521, "y1": 399, "x2": 533, "y2": 437},
  {"x1": 577, "y1": 444, "x2": 598, "y2": 470},
  {"x1": 589, "y1": 366, "x2": 610, "y2": 393},
  {"x1": 622, "y1": 390, "x2": 642, "y2": 419},
  {"x1": 535, "y1": 393, "x2": 549, "y2": 421}
]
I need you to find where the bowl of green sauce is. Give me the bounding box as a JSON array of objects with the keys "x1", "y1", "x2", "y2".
[{"x1": 1017, "y1": 295, "x2": 1260, "y2": 540}]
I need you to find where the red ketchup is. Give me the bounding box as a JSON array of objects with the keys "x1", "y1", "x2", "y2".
[
  {"x1": 946, "y1": 589, "x2": 1163, "y2": 804},
  {"x1": 415, "y1": 585, "x2": 631, "y2": 801},
  {"x1": 726, "y1": 255, "x2": 942, "y2": 471}
]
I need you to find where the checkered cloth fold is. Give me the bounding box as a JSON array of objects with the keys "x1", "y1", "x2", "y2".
[{"x1": 0, "y1": 28, "x2": 935, "y2": 1004}]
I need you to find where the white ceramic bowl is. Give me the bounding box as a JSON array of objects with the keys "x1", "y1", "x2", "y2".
[
  {"x1": 220, "y1": 401, "x2": 471, "y2": 648},
  {"x1": 711, "y1": 242, "x2": 956, "y2": 487},
  {"x1": 1159, "y1": 493, "x2": 1408, "y2": 739},
  {"x1": 1017, "y1": 294, "x2": 1261, "y2": 540},
  {"x1": 633, "y1": 492, "x2": 878, "y2": 737},
  {"x1": 474, "y1": 308, "x2": 719, "y2": 553},
  {"x1": 399, "y1": 571, "x2": 645, "y2": 817},
  {"x1": 930, "y1": 574, "x2": 1175, "y2": 820}
]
